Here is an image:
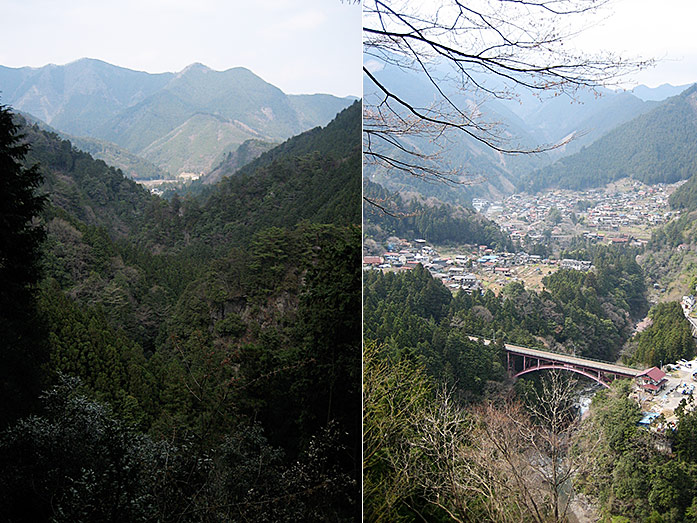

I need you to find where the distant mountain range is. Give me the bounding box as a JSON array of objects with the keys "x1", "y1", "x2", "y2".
[
  {"x1": 0, "y1": 58, "x2": 355, "y2": 178},
  {"x1": 630, "y1": 83, "x2": 692, "y2": 102},
  {"x1": 364, "y1": 56, "x2": 696, "y2": 204}
]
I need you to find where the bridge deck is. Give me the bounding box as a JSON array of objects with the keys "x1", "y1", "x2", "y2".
[{"x1": 504, "y1": 343, "x2": 641, "y2": 377}]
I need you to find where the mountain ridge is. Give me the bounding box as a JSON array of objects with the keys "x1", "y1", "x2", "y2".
[
  {"x1": 522, "y1": 84, "x2": 697, "y2": 192},
  {"x1": 1, "y1": 58, "x2": 354, "y2": 177},
  {"x1": 363, "y1": 56, "x2": 670, "y2": 204}
]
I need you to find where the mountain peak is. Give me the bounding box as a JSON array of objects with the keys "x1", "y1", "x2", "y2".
[
  {"x1": 67, "y1": 57, "x2": 107, "y2": 66},
  {"x1": 180, "y1": 62, "x2": 211, "y2": 74}
]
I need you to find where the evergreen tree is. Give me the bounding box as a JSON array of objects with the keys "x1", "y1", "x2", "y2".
[{"x1": 0, "y1": 104, "x2": 47, "y2": 425}]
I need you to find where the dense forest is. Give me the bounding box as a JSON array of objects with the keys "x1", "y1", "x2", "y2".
[
  {"x1": 363, "y1": 233, "x2": 697, "y2": 521},
  {"x1": 575, "y1": 380, "x2": 697, "y2": 522},
  {"x1": 365, "y1": 243, "x2": 646, "y2": 381},
  {"x1": 627, "y1": 301, "x2": 694, "y2": 368},
  {"x1": 364, "y1": 180, "x2": 514, "y2": 250},
  {"x1": 522, "y1": 85, "x2": 697, "y2": 193},
  {"x1": 0, "y1": 101, "x2": 361, "y2": 521}
]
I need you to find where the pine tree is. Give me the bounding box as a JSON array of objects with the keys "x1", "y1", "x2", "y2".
[{"x1": 0, "y1": 104, "x2": 47, "y2": 425}]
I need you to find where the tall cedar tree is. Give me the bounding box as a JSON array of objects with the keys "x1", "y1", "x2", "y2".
[{"x1": 0, "y1": 104, "x2": 47, "y2": 425}]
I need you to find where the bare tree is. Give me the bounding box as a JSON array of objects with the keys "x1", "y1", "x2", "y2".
[
  {"x1": 522, "y1": 371, "x2": 582, "y2": 522},
  {"x1": 467, "y1": 373, "x2": 585, "y2": 523},
  {"x1": 365, "y1": 363, "x2": 589, "y2": 521},
  {"x1": 471, "y1": 399, "x2": 550, "y2": 522},
  {"x1": 405, "y1": 387, "x2": 477, "y2": 521},
  {"x1": 363, "y1": 0, "x2": 651, "y2": 186}
]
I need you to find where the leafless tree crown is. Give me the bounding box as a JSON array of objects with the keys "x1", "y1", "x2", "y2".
[{"x1": 363, "y1": 0, "x2": 652, "y2": 181}]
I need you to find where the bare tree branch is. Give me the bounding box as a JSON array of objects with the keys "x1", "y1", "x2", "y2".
[{"x1": 363, "y1": 0, "x2": 653, "y2": 182}]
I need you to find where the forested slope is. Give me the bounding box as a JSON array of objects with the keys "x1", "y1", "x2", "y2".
[
  {"x1": 0, "y1": 102, "x2": 361, "y2": 521},
  {"x1": 523, "y1": 85, "x2": 697, "y2": 192},
  {"x1": 138, "y1": 100, "x2": 361, "y2": 252},
  {"x1": 363, "y1": 242, "x2": 648, "y2": 520},
  {"x1": 364, "y1": 180, "x2": 514, "y2": 249}
]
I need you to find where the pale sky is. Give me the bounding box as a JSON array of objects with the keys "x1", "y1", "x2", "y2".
[
  {"x1": 364, "y1": 0, "x2": 697, "y2": 91},
  {"x1": 570, "y1": 0, "x2": 697, "y2": 88},
  {"x1": 0, "y1": 0, "x2": 362, "y2": 98}
]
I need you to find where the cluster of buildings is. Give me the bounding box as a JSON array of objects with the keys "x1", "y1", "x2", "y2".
[
  {"x1": 363, "y1": 239, "x2": 484, "y2": 292},
  {"x1": 634, "y1": 359, "x2": 697, "y2": 433},
  {"x1": 475, "y1": 181, "x2": 681, "y2": 247},
  {"x1": 363, "y1": 238, "x2": 594, "y2": 294}
]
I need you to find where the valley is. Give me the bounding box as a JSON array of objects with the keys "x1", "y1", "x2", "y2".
[
  {"x1": 364, "y1": 37, "x2": 697, "y2": 519},
  {"x1": 0, "y1": 92, "x2": 362, "y2": 520}
]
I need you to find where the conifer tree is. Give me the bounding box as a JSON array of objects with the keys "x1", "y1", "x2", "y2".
[{"x1": 0, "y1": 104, "x2": 47, "y2": 425}]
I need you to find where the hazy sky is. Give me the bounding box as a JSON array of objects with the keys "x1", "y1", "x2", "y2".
[
  {"x1": 363, "y1": 0, "x2": 697, "y2": 91},
  {"x1": 0, "y1": 0, "x2": 361, "y2": 97},
  {"x1": 2, "y1": 1, "x2": 694, "y2": 99},
  {"x1": 568, "y1": 0, "x2": 697, "y2": 88}
]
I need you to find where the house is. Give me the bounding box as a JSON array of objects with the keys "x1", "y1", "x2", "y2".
[
  {"x1": 363, "y1": 256, "x2": 383, "y2": 266},
  {"x1": 636, "y1": 367, "x2": 667, "y2": 394},
  {"x1": 560, "y1": 258, "x2": 592, "y2": 272}
]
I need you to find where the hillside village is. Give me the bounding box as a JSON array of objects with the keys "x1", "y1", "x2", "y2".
[
  {"x1": 364, "y1": 179, "x2": 685, "y2": 296},
  {"x1": 363, "y1": 237, "x2": 594, "y2": 295},
  {"x1": 479, "y1": 179, "x2": 682, "y2": 246}
]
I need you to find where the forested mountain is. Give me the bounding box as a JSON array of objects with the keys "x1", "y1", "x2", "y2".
[
  {"x1": 138, "y1": 100, "x2": 361, "y2": 252},
  {"x1": 0, "y1": 58, "x2": 173, "y2": 135},
  {"x1": 364, "y1": 244, "x2": 650, "y2": 520},
  {"x1": 12, "y1": 115, "x2": 153, "y2": 240},
  {"x1": 18, "y1": 110, "x2": 170, "y2": 180},
  {"x1": 517, "y1": 89, "x2": 656, "y2": 158},
  {"x1": 0, "y1": 100, "x2": 361, "y2": 520},
  {"x1": 670, "y1": 172, "x2": 697, "y2": 212},
  {"x1": 523, "y1": 85, "x2": 697, "y2": 192},
  {"x1": 1, "y1": 58, "x2": 354, "y2": 177}
]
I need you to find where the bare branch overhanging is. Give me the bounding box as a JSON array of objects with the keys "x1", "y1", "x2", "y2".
[{"x1": 363, "y1": 0, "x2": 653, "y2": 183}]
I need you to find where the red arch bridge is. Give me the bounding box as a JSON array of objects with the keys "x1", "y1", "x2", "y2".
[
  {"x1": 506, "y1": 343, "x2": 642, "y2": 388},
  {"x1": 470, "y1": 337, "x2": 643, "y2": 388}
]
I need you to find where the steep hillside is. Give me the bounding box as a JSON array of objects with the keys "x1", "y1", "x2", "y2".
[
  {"x1": 669, "y1": 174, "x2": 697, "y2": 212},
  {"x1": 521, "y1": 90, "x2": 654, "y2": 158},
  {"x1": 138, "y1": 112, "x2": 264, "y2": 176},
  {"x1": 204, "y1": 138, "x2": 277, "y2": 185},
  {"x1": 17, "y1": 110, "x2": 169, "y2": 180},
  {"x1": 67, "y1": 135, "x2": 169, "y2": 180},
  {"x1": 288, "y1": 93, "x2": 360, "y2": 129},
  {"x1": 17, "y1": 115, "x2": 154, "y2": 237},
  {"x1": 2, "y1": 95, "x2": 361, "y2": 519},
  {"x1": 171, "y1": 100, "x2": 362, "y2": 249},
  {"x1": 522, "y1": 85, "x2": 697, "y2": 192},
  {"x1": 364, "y1": 180, "x2": 513, "y2": 249}
]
